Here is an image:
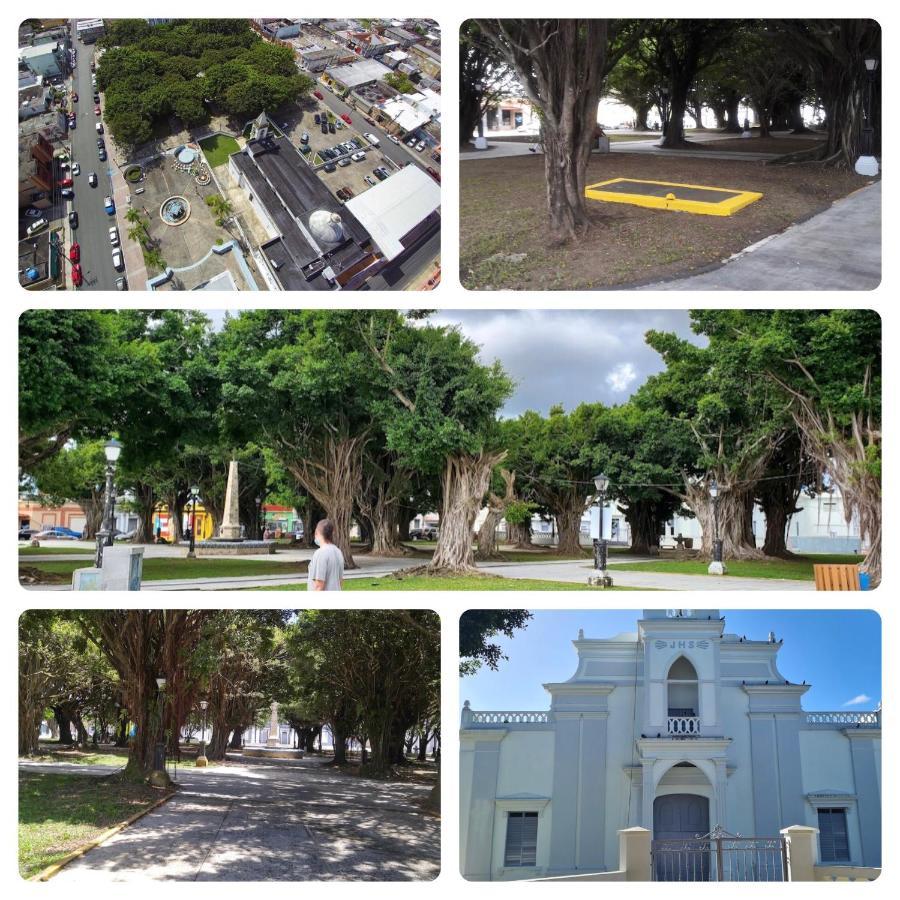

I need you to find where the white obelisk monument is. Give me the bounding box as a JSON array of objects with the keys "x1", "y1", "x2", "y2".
[
  {"x1": 266, "y1": 701, "x2": 280, "y2": 747},
  {"x1": 219, "y1": 459, "x2": 242, "y2": 539}
]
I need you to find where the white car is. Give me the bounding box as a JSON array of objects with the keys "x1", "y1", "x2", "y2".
[
  {"x1": 72, "y1": 162, "x2": 80, "y2": 175},
  {"x1": 364, "y1": 132, "x2": 380, "y2": 146},
  {"x1": 88, "y1": 172, "x2": 97, "y2": 187},
  {"x1": 388, "y1": 134, "x2": 401, "y2": 145},
  {"x1": 350, "y1": 151, "x2": 366, "y2": 162},
  {"x1": 111, "y1": 248, "x2": 123, "y2": 270},
  {"x1": 415, "y1": 140, "x2": 426, "y2": 152},
  {"x1": 26, "y1": 218, "x2": 49, "y2": 235},
  {"x1": 108, "y1": 226, "x2": 119, "y2": 246}
]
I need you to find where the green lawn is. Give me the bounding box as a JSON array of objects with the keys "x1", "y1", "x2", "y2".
[
  {"x1": 20, "y1": 557, "x2": 309, "y2": 584},
  {"x1": 609, "y1": 553, "x2": 863, "y2": 581},
  {"x1": 255, "y1": 574, "x2": 641, "y2": 591},
  {"x1": 19, "y1": 545, "x2": 91, "y2": 556},
  {"x1": 18, "y1": 771, "x2": 166, "y2": 878},
  {"x1": 29, "y1": 745, "x2": 215, "y2": 769},
  {"x1": 198, "y1": 133, "x2": 241, "y2": 167}
]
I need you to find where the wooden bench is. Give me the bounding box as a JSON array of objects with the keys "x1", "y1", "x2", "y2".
[{"x1": 813, "y1": 564, "x2": 861, "y2": 591}]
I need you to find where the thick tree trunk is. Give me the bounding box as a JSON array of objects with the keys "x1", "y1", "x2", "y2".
[
  {"x1": 555, "y1": 502, "x2": 585, "y2": 557},
  {"x1": 53, "y1": 706, "x2": 74, "y2": 745},
  {"x1": 474, "y1": 508, "x2": 502, "y2": 560},
  {"x1": 130, "y1": 482, "x2": 156, "y2": 544},
  {"x1": 683, "y1": 482, "x2": 765, "y2": 560},
  {"x1": 660, "y1": 80, "x2": 691, "y2": 148},
  {"x1": 507, "y1": 520, "x2": 533, "y2": 549},
  {"x1": 635, "y1": 102, "x2": 650, "y2": 131},
  {"x1": 331, "y1": 722, "x2": 348, "y2": 764},
  {"x1": 427, "y1": 451, "x2": 506, "y2": 574},
  {"x1": 229, "y1": 727, "x2": 243, "y2": 749},
  {"x1": 81, "y1": 489, "x2": 104, "y2": 540},
  {"x1": 625, "y1": 499, "x2": 660, "y2": 556},
  {"x1": 724, "y1": 92, "x2": 743, "y2": 133}
]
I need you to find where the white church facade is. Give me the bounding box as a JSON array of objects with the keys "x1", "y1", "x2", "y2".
[{"x1": 460, "y1": 611, "x2": 881, "y2": 881}]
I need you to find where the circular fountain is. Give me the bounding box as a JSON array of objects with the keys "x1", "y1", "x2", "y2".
[{"x1": 160, "y1": 196, "x2": 191, "y2": 226}]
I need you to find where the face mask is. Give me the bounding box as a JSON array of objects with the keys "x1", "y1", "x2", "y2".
[{"x1": 313, "y1": 537, "x2": 320, "y2": 547}]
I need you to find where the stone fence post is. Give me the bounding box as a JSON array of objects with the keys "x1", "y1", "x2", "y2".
[
  {"x1": 461, "y1": 700, "x2": 474, "y2": 727},
  {"x1": 781, "y1": 825, "x2": 819, "y2": 881},
  {"x1": 619, "y1": 826, "x2": 651, "y2": 881}
]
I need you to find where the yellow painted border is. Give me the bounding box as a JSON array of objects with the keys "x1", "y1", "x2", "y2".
[
  {"x1": 28, "y1": 790, "x2": 175, "y2": 882},
  {"x1": 585, "y1": 177, "x2": 763, "y2": 217}
]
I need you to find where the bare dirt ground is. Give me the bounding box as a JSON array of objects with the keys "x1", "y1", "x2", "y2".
[{"x1": 460, "y1": 152, "x2": 870, "y2": 290}]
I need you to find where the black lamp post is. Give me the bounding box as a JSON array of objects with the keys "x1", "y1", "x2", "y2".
[
  {"x1": 708, "y1": 478, "x2": 726, "y2": 574},
  {"x1": 256, "y1": 494, "x2": 264, "y2": 539},
  {"x1": 153, "y1": 676, "x2": 167, "y2": 775},
  {"x1": 187, "y1": 484, "x2": 199, "y2": 558},
  {"x1": 197, "y1": 699, "x2": 209, "y2": 767},
  {"x1": 94, "y1": 438, "x2": 122, "y2": 569},
  {"x1": 856, "y1": 57, "x2": 879, "y2": 174},
  {"x1": 593, "y1": 473, "x2": 609, "y2": 573}
]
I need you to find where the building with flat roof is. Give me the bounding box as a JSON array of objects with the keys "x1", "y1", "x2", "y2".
[
  {"x1": 344, "y1": 164, "x2": 440, "y2": 262},
  {"x1": 379, "y1": 88, "x2": 442, "y2": 135},
  {"x1": 18, "y1": 43, "x2": 67, "y2": 79},
  {"x1": 325, "y1": 58, "x2": 392, "y2": 91},
  {"x1": 76, "y1": 19, "x2": 105, "y2": 42},
  {"x1": 228, "y1": 127, "x2": 379, "y2": 290}
]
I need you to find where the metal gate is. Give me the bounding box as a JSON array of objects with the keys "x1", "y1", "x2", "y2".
[{"x1": 652, "y1": 827, "x2": 787, "y2": 882}]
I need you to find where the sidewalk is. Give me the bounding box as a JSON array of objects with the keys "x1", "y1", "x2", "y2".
[
  {"x1": 104, "y1": 131, "x2": 149, "y2": 290},
  {"x1": 639, "y1": 181, "x2": 881, "y2": 290}
]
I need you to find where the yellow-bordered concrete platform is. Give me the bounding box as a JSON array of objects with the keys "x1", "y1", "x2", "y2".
[{"x1": 585, "y1": 177, "x2": 763, "y2": 216}]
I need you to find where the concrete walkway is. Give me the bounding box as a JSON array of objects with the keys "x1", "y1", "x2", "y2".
[
  {"x1": 24, "y1": 757, "x2": 438, "y2": 882},
  {"x1": 640, "y1": 181, "x2": 881, "y2": 290}
]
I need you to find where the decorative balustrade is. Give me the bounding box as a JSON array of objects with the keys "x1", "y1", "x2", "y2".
[
  {"x1": 805, "y1": 711, "x2": 880, "y2": 728},
  {"x1": 667, "y1": 716, "x2": 701, "y2": 736},
  {"x1": 461, "y1": 704, "x2": 551, "y2": 727}
]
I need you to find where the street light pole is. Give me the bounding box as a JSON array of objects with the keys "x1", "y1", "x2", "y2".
[
  {"x1": 94, "y1": 438, "x2": 122, "y2": 570},
  {"x1": 589, "y1": 473, "x2": 613, "y2": 587},
  {"x1": 707, "y1": 478, "x2": 727, "y2": 575},
  {"x1": 855, "y1": 58, "x2": 879, "y2": 176},
  {"x1": 197, "y1": 699, "x2": 209, "y2": 768}
]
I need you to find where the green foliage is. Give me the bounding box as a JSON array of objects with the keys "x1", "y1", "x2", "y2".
[
  {"x1": 459, "y1": 610, "x2": 532, "y2": 675},
  {"x1": 385, "y1": 71, "x2": 416, "y2": 94}
]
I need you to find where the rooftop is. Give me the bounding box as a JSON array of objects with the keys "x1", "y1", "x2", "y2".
[{"x1": 326, "y1": 58, "x2": 392, "y2": 89}]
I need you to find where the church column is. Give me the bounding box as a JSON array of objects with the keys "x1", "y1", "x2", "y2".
[
  {"x1": 576, "y1": 712, "x2": 609, "y2": 871},
  {"x1": 641, "y1": 759, "x2": 655, "y2": 830},
  {"x1": 714, "y1": 757, "x2": 728, "y2": 829},
  {"x1": 548, "y1": 713, "x2": 581, "y2": 871},
  {"x1": 846, "y1": 731, "x2": 881, "y2": 866},
  {"x1": 461, "y1": 732, "x2": 505, "y2": 879}
]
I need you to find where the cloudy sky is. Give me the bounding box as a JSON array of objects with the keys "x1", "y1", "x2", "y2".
[
  {"x1": 207, "y1": 309, "x2": 700, "y2": 415},
  {"x1": 433, "y1": 309, "x2": 700, "y2": 416}
]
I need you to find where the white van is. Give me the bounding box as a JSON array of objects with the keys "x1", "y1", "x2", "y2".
[{"x1": 364, "y1": 132, "x2": 380, "y2": 146}]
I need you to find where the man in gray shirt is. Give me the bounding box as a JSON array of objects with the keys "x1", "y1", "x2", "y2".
[{"x1": 307, "y1": 519, "x2": 345, "y2": 591}]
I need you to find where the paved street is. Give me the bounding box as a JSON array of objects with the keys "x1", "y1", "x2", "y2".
[
  {"x1": 66, "y1": 25, "x2": 119, "y2": 290},
  {"x1": 21, "y1": 757, "x2": 439, "y2": 881}
]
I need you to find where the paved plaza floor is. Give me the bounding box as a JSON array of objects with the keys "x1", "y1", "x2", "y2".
[{"x1": 22, "y1": 756, "x2": 439, "y2": 882}]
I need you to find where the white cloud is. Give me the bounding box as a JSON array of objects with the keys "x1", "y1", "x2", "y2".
[
  {"x1": 606, "y1": 362, "x2": 638, "y2": 393},
  {"x1": 842, "y1": 693, "x2": 872, "y2": 707}
]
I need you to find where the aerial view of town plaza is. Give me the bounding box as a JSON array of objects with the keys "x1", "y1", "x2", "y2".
[{"x1": 18, "y1": 18, "x2": 442, "y2": 291}]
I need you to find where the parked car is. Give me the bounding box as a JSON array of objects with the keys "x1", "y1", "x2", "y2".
[
  {"x1": 97, "y1": 138, "x2": 105, "y2": 149},
  {"x1": 18, "y1": 526, "x2": 39, "y2": 541},
  {"x1": 320, "y1": 122, "x2": 328, "y2": 134},
  {"x1": 364, "y1": 175, "x2": 376, "y2": 187},
  {"x1": 313, "y1": 90, "x2": 323, "y2": 99},
  {"x1": 373, "y1": 167, "x2": 388, "y2": 181},
  {"x1": 323, "y1": 162, "x2": 336, "y2": 173},
  {"x1": 338, "y1": 157, "x2": 350, "y2": 167},
  {"x1": 34, "y1": 526, "x2": 82, "y2": 540},
  {"x1": 72, "y1": 162, "x2": 80, "y2": 176},
  {"x1": 61, "y1": 187, "x2": 74, "y2": 199},
  {"x1": 72, "y1": 92, "x2": 78, "y2": 102},
  {"x1": 350, "y1": 151, "x2": 366, "y2": 162},
  {"x1": 71, "y1": 263, "x2": 83, "y2": 286},
  {"x1": 93, "y1": 93, "x2": 100, "y2": 103},
  {"x1": 415, "y1": 140, "x2": 426, "y2": 152},
  {"x1": 364, "y1": 133, "x2": 380, "y2": 146},
  {"x1": 96, "y1": 122, "x2": 104, "y2": 133},
  {"x1": 68, "y1": 115, "x2": 76, "y2": 129},
  {"x1": 336, "y1": 188, "x2": 348, "y2": 202},
  {"x1": 301, "y1": 131, "x2": 309, "y2": 143},
  {"x1": 26, "y1": 218, "x2": 48, "y2": 236},
  {"x1": 104, "y1": 196, "x2": 115, "y2": 215},
  {"x1": 24, "y1": 208, "x2": 43, "y2": 218},
  {"x1": 406, "y1": 136, "x2": 417, "y2": 147},
  {"x1": 388, "y1": 134, "x2": 401, "y2": 144},
  {"x1": 98, "y1": 148, "x2": 107, "y2": 161},
  {"x1": 109, "y1": 226, "x2": 119, "y2": 246},
  {"x1": 112, "y1": 248, "x2": 123, "y2": 270},
  {"x1": 409, "y1": 526, "x2": 438, "y2": 541},
  {"x1": 328, "y1": 122, "x2": 336, "y2": 134},
  {"x1": 340, "y1": 113, "x2": 352, "y2": 124},
  {"x1": 314, "y1": 113, "x2": 321, "y2": 124},
  {"x1": 299, "y1": 143, "x2": 311, "y2": 155},
  {"x1": 59, "y1": 177, "x2": 73, "y2": 188},
  {"x1": 88, "y1": 172, "x2": 97, "y2": 187},
  {"x1": 69, "y1": 242, "x2": 80, "y2": 262},
  {"x1": 115, "y1": 276, "x2": 127, "y2": 290},
  {"x1": 69, "y1": 210, "x2": 78, "y2": 228},
  {"x1": 94, "y1": 105, "x2": 101, "y2": 115},
  {"x1": 426, "y1": 166, "x2": 441, "y2": 183}
]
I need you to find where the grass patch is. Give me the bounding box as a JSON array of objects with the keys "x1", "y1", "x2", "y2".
[
  {"x1": 609, "y1": 553, "x2": 863, "y2": 581},
  {"x1": 198, "y1": 133, "x2": 241, "y2": 167},
  {"x1": 18, "y1": 771, "x2": 165, "y2": 879},
  {"x1": 28, "y1": 744, "x2": 216, "y2": 769},
  {"x1": 19, "y1": 545, "x2": 92, "y2": 556},
  {"x1": 461, "y1": 149, "x2": 871, "y2": 290},
  {"x1": 254, "y1": 574, "x2": 640, "y2": 591},
  {"x1": 20, "y1": 557, "x2": 309, "y2": 585}
]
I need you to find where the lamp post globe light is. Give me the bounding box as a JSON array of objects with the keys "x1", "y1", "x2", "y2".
[
  {"x1": 94, "y1": 438, "x2": 122, "y2": 570},
  {"x1": 187, "y1": 484, "x2": 199, "y2": 558},
  {"x1": 588, "y1": 473, "x2": 613, "y2": 588},
  {"x1": 855, "y1": 57, "x2": 880, "y2": 176},
  {"x1": 707, "y1": 478, "x2": 727, "y2": 576},
  {"x1": 152, "y1": 676, "x2": 167, "y2": 779},
  {"x1": 197, "y1": 699, "x2": 209, "y2": 768}
]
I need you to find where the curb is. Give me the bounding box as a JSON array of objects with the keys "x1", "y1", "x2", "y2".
[{"x1": 28, "y1": 789, "x2": 175, "y2": 882}]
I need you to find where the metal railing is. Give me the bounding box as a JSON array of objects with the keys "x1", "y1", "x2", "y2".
[
  {"x1": 667, "y1": 716, "x2": 701, "y2": 736},
  {"x1": 805, "y1": 711, "x2": 880, "y2": 728},
  {"x1": 652, "y1": 829, "x2": 787, "y2": 882}
]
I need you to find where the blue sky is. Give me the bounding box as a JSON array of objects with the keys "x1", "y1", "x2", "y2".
[{"x1": 460, "y1": 609, "x2": 881, "y2": 713}]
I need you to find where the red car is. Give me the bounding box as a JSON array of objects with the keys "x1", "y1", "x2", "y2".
[
  {"x1": 71, "y1": 263, "x2": 83, "y2": 287},
  {"x1": 59, "y1": 177, "x2": 73, "y2": 188},
  {"x1": 340, "y1": 113, "x2": 352, "y2": 124},
  {"x1": 313, "y1": 90, "x2": 323, "y2": 100},
  {"x1": 69, "y1": 242, "x2": 80, "y2": 262},
  {"x1": 94, "y1": 105, "x2": 101, "y2": 115},
  {"x1": 72, "y1": 92, "x2": 78, "y2": 102}
]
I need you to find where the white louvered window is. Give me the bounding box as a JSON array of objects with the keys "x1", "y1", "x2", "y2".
[
  {"x1": 818, "y1": 808, "x2": 850, "y2": 862},
  {"x1": 504, "y1": 811, "x2": 538, "y2": 866}
]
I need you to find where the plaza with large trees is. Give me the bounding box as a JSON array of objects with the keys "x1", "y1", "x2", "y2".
[{"x1": 18, "y1": 309, "x2": 881, "y2": 588}]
